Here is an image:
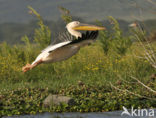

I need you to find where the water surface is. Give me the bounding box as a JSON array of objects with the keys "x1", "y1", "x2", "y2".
[{"x1": 3, "y1": 110, "x2": 156, "y2": 118}]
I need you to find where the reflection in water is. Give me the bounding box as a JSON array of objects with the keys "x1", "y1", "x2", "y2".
[{"x1": 3, "y1": 110, "x2": 156, "y2": 118}]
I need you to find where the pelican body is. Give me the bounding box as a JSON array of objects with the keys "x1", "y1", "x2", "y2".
[
  {"x1": 22, "y1": 21, "x2": 105, "y2": 72},
  {"x1": 36, "y1": 31, "x2": 98, "y2": 63}
]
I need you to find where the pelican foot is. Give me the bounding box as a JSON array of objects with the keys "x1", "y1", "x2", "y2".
[{"x1": 22, "y1": 63, "x2": 32, "y2": 72}]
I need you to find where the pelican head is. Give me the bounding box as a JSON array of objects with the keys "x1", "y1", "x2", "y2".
[{"x1": 66, "y1": 21, "x2": 105, "y2": 38}]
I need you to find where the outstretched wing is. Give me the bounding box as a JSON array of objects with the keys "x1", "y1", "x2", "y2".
[
  {"x1": 41, "y1": 41, "x2": 71, "y2": 53},
  {"x1": 69, "y1": 31, "x2": 99, "y2": 45},
  {"x1": 31, "y1": 31, "x2": 98, "y2": 65},
  {"x1": 51, "y1": 31, "x2": 74, "y2": 45},
  {"x1": 42, "y1": 31, "x2": 98, "y2": 53},
  {"x1": 31, "y1": 32, "x2": 73, "y2": 65},
  {"x1": 31, "y1": 41, "x2": 71, "y2": 65},
  {"x1": 41, "y1": 31, "x2": 74, "y2": 53}
]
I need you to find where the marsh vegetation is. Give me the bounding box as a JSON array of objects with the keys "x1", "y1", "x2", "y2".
[{"x1": 0, "y1": 7, "x2": 156, "y2": 117}]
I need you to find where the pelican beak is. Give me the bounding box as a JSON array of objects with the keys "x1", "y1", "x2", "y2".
[{"x1": 73, "y1": 23, "x2": 106, "y2": 31}]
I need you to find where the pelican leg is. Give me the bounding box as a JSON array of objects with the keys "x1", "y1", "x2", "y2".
[{"x1": 22, "y1": 59, "x2": 43, "y2": 72}]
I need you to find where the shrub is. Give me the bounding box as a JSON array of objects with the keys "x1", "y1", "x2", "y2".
[{"x1": 99, "y1": 16, "x2": 132, "y2": 56}]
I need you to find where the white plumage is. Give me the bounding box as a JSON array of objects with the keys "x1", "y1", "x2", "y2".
[{"x1": 31, "y1": 41, "x2": 71, "y2": 65}]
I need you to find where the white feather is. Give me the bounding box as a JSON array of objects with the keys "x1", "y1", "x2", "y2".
[{"x1": 31, "y1": 41, "x2": 71, "y2": 65}]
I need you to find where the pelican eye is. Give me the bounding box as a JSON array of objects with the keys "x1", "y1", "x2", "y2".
[{"x1": 75, "y1": 22, "x2": 79, "y2": 25}]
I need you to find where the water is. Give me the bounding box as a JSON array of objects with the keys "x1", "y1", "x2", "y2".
[{"x1": 3, "y1": 110, "x2": 156, "y2": 118}]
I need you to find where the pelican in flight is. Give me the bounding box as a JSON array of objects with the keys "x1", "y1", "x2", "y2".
[{"x1": 22, "y1": 21, "x2": 105, "y2": 72}]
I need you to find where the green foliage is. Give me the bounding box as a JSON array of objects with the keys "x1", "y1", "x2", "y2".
[
  {"x1": 58, "y1": 6, "x2": 72, "y2": 23},
  {"x1": 21, "y1": 35, "x2": 32, "y2": 62},
  {"x1": 148, "y1": 31, "x2": 156, "y2": 41},
  {"x1": 0, "y1": 88, "x2": 49, "y2": 116},
  {"x1": 130, "y1": 23, "x2": 156, "y2": 69},
  {"x1": 99, "y1": 30, "x2": 111, "y2": 55},
  {"x1": 130, "y1": 24, "x2": 147, "y2": 42},
  {"x1": 28, "y1": 6, "x2": 51, "y2": 48},
  {"x1": 0, "y1": 83, "x2": 155, "y2": 116},
  {"x1": 99, "y1": 16, "x2": 132, "y2": 56},
  {"x1": 21, "y1": 35, "x2": 31, "y2": 49}
]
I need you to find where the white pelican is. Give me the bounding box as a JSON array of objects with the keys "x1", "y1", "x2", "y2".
[
  {"x1": 129, "y1": 22, "x2": 137, "y2": 28},
  {"x1": 22, "y1": 21, "x2": 105, "y2": 72}
]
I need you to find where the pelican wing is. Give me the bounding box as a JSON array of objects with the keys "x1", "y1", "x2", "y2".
[
  {"x1": 31, "y1": 31, "x2": 98, "y2": 65},
  {"x1": 42, "y1": 31, "x2": 98, "y2": 53},
  {"x1": 68, "y1": 31, "x2": 99, "y2": 45},
  {"x1": 50, "y1": 31, "x2": 74, "y2": 45},
  {"x1": 46, "y1": 31, "x2": 99, "y2": 53},
  {"x1": 32, "y1": 41, "x2": 71, "y2": 65},
  {"x1": 41, "y1": 41, "x2": 71, "y2": 53},
  {"x1": 41, "y1": 31, "x2": 74, "y2": 53}
]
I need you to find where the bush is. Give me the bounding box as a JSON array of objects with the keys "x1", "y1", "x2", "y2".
[{"x1": 99, "y1": 16, "x2": 132, "y2": 56}]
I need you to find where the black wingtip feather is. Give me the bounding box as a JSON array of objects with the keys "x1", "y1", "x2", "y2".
[{"x1": 69, "y1": 31, "x2": 99, "y2": 44}]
